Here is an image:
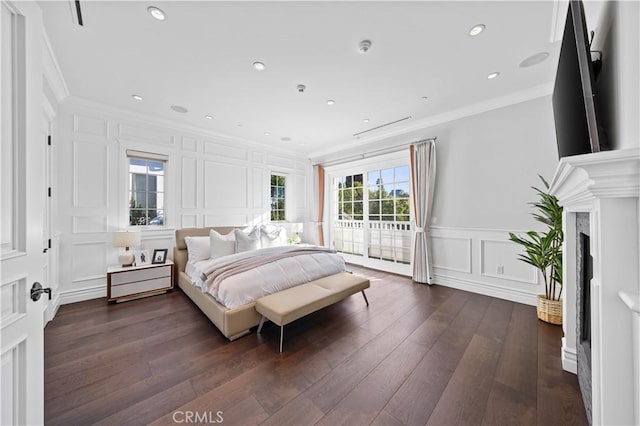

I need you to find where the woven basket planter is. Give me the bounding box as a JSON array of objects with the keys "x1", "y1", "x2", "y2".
[{"x1": 537, "y1": 295, "x2": 562, "y2": 325}]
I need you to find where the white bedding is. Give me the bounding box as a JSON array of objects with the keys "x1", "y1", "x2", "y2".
[{"x1": 187, "y1": 246, "x2": 345, "y2": 309}]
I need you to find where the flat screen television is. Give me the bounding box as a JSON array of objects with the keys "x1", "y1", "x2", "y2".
[{"x1": 552, "y1": 0, "x2": 606, "y2": 158}]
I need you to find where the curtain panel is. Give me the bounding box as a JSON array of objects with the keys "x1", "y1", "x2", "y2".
[
  {"x1": 410, "y1": 139, "x2": 436, "y2": 284},
  {"x1": 314, "y1": 165, "x2": 325, "y2": 246}
]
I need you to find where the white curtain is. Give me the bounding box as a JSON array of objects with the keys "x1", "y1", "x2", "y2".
[{"x1": 410, "y1": 139, "x2": 436, "y2": 284}]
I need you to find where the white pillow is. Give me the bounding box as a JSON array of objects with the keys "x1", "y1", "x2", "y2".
[
  {"x1": 210, "y1": 229, "x2": 236, "y2": 259},
  {"x1": 185, "y1": 236, "x2": 210, "y2": 265},
  {"x1": 235, "y1": 227, "x2": 260, "y2": 252},
  {"x1": 260, "y1": 225, "x2": 287, "y2": 248}
]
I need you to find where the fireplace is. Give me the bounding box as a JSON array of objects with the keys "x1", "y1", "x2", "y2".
[
  {"x1": 549, "y1": 148, "x2": 640, "y2": 426},
  {"x1": 575, "y1": 213, "x2": 592, "y2": 423}
]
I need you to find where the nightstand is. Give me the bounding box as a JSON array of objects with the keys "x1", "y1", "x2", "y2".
[{"x1": 107, "y1": 260, "x2": 174, "y2": 302}]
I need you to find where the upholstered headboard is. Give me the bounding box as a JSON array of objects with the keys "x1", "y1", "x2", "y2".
[{"x1": 173, "y1": 227, "x2": 237, "y2": 285}]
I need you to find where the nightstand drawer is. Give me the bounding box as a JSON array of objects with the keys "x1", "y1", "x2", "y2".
[
  {"x1": 110, "y1": 276, "x2": 171, "y2": 298},
  {"x1": 111, "y1": 265, "x2": 171, "y2": 286}
]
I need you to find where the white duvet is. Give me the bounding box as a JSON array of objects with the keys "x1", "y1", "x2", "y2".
[{"x1": 187, "y1": 246, "x2": 345, "y2": 309}]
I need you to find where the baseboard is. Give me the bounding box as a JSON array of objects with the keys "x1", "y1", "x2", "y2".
[
  {"x1": 434, "y1": 272, "x2": 537, "y2": 306},
  {"x1": 59, "y1": 285, "x2": 106, "y2": 305},
  {"x1": 46, "y1": 294, "x2": 61, "y2": 323},
  {"x1": 562, "y1": 337, "x2": 578, "y2": 374}
]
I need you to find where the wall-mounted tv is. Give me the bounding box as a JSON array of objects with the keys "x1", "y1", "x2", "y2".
[{"x1": 552, "y1": 0, "x2": 607, "y2": 159}]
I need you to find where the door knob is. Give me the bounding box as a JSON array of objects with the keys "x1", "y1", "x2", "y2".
[{"x1": 30, "y1": 282, "x2": 51, "y2": 301}]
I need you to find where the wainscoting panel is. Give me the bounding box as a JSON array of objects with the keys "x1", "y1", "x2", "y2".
[
  {"x1": 71, "y1": 241, "x2": 107, "y2": 283},
  {"x1": 181, "y1": 214, "x2": 198, "y2": 228},
  {"x1": 430, "y1": 226, "x2": 543, "y2": 305},
  {"x1": 72, "y1": 216, "x2": 109, "y2": 234},
  {"x1": 73, "y1": 115, "x2": 107, "y2": 137},
  {"x1": 181, "y1": 137, "x2": 197, "y2": 152},
  {"x1": 181, "y1": 157, "x2": 198, "y2": 209},
  {"x1": 253, "y1": 152, "x2": 264, "y2": 164},
  {"x1": 203, "y1": 140, "x2": 248, "y2": 161},
  {"x1": 480, "y1": 239, "x2": 538, "y2": 284},
  {"x1": 253, "y1": 168, "x2": 264, "y2": 209},
  {"x1": 72, "y1": 141, "x2": 108, "y2": 208},
  {"x1": 118, "y1": 124, "x2": 175, "y2": 146},
  {"x1": 431, "y1": 236, "x2": 472, "y2": 273},
  {"x1": 203, "y1": 162, "x2": 248, "y2": 209},
  {"x1": 204, "y1": 214, "x2": 249, "y2": 227}
]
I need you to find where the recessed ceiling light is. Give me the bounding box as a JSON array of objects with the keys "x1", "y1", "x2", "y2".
[
  {"x1": 205, "y1": 115, "x2": 213, "y2": 120},
  {"x1": 147, "y1": 6, "x2": 166, "y2": 21},
  {"x1": 487, "y1": 72, "x2": 500, "y2": 79},
  {"x1": 421, "y1": 96, "x2": 428, "y2": 101},
  {"x1": 253, "y1": 62, "x2": 266, "y2": 71},
  {"x1": 363, "y1": 119, "x2": 370, "y2": 123},
  {"x1": 327, "y1": 100, "x2": 336, "y2": 106},
  {"x1": 469, "y1": 24, "x2": 485, "y2": 36},
  {"x1": 132, "y1": 94, "x2": 143, "y2": 101},
  {"x1": 519, "y1": 52, "x2": 550, "y2": 68},
  {"x1": 264, "y1": 132, "x2": 270, "y2": 136},
  {"x1": 170, "y1": 105, "x2": 188, "y2": 113}
]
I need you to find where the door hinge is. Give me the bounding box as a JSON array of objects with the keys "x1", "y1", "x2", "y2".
[
  {"x1": 48, "y1": 187, "x2": 51, "y2": 197},
  {"x1": 48, "y1": 239, "x2": 52, "y2": 249},
  {"x1": 47, "y1": 135, "x2": 51, "y2": 146}
]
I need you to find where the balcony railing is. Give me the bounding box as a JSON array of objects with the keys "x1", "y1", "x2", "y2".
[{"x1": 333, "y1": 219, "x2": 412, "y2": 264}]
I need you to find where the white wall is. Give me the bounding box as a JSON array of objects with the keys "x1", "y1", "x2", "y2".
[
  {"x1": 314, "y1": 95, "x2": 559, "y2": 305},
  {"x1": 55, "y1": 97, "x2": 310, "y2": 304},
  {"x1": 590, "y1": 0, "x2": 639, "y2": 150}
]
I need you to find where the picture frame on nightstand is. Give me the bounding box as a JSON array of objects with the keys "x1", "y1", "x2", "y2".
[
  {"x1": 136, "y1": 250, "x2": 150, "y2": 265},
  {"x1": 152, "y1": 249, "x2": 168, "y2": 264}
]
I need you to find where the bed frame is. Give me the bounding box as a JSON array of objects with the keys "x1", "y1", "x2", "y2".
[{"x1": 173, "y1": 227, "x2": 262, "y2": 340}]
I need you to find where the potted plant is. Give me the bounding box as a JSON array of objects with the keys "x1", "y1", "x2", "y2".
[{"x1": 509, "y1": 176, "x2": 563, "y2": 325}]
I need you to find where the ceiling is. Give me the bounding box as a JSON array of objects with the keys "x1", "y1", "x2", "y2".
[{"x1": 39, "y1": 1, "x2": 571, "y2": 157}]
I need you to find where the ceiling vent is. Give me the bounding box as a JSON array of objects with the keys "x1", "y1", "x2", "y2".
[{"x1": 353, "y1": 116, "x2": 412, "y2": 137}]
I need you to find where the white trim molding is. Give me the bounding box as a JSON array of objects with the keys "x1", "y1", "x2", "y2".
[
  {"x1": 550, "y1": 147, "x2": 640, "y2": 426},
  {"x1": 42, "y1": 29, "x2": 69, "y2": 102}
]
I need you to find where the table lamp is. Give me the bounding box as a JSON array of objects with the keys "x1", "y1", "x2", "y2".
[{"x1": 113, "y1": 230, "x2": 141, "y2": 267}]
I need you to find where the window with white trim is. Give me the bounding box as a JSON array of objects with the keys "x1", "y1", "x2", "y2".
[
  {"x1": 332, "y1": 164, "x2": 412, "y2": 265},
  {"x1": 270, "y1": 174, "x2": 286, "y2": 221},
  {"x1": 127, "y1": 150, "x2": 167, "y2": 226}
]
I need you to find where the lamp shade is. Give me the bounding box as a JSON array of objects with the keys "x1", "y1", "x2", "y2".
[{"x1": 113, "y1": 231, "x2": 141, "y2": 248}]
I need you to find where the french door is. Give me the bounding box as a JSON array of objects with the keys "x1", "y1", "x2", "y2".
[{"x1": 328, "y1": 153, "x2": 412, "y2": 275}]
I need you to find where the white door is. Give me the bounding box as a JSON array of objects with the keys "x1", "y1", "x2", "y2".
[{"x1": 1, "y1": 1, "x2": 45, "y2": 424}]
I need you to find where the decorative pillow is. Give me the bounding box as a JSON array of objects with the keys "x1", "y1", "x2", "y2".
[
  {"x1": 210, "y1": 229, "x2": 236, "y2": 259},
  {"x1": 235, "y1": 227, "x2": 260, "y2": 252},
  {"x1": 185, "y1": 236, "x2": 210, "y2": 265},
  {"x1": 260, "y1": 225, "x2": 287, "y2": 248}
]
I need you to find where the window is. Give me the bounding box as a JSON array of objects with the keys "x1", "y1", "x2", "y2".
[
  {"x1": 332, "y1": 163, "x2": 411, "y2": 267},
  {"x1": 270, "y1": 174, "x2": 286, "y2": 221},
  {"x1": 127, "y1": 151, "x2": 167, "y2": 226}
]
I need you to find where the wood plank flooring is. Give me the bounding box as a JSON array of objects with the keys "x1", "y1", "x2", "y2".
[{"x1": 44, "y1": 266, "x2": 587, "y2": 425}]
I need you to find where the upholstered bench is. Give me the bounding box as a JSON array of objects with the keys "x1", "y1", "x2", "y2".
[{"x1": 255, "y1": 272, "x2": 370, "y2": 352}]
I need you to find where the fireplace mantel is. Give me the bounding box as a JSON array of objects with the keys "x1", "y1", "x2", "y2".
[{"x1": 550, "y1": 147, "x2": 640, "y2": 426}]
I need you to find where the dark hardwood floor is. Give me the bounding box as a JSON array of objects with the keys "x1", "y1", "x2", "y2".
[{"x1": 44, "y1": 266, "x2": 587, "y2": 425}]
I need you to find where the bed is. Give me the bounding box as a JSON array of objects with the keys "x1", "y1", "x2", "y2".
[{"x1": 173, "y1": 226, "x2": 345, "y2": 340}]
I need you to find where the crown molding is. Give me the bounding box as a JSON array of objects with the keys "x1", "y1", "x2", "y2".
[
  {"x1": 62, "y1": 96, "x2": 308, "y2": 160},
  {"x1": 309, "y1": 82, "x2": 554, "y2": 160},
  {"x1": 42, "y1": 28, "x2": 70, "y2": 103}
]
